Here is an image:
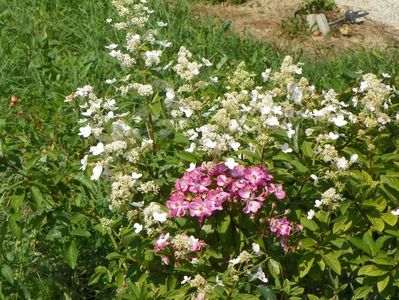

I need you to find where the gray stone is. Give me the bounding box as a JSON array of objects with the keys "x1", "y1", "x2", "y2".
[
  {"x1": 306, "y1": 14, "x2": 319, "y2": 32},
  {"x1": 316, "y1": 13, "x2": 331, "y2": 36}
]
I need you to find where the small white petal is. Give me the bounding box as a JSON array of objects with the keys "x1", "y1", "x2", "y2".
[
  {"x1": 350, "y1": 154, "x2": 358, "y2": 163},
  {"x1": 187, "y1": 163, "x2": 196, "y2": 172},
  {"x1": 90, "y1": 163, "x2": 103, "y2": 181},
  {"x1": 78, "y1": 125, "x2": 92, "y2": 138},
  {"x1": 157, "y1": 21, "x2": 168, "y2": 27},
  {"x1": 105, "y1": 43, "x2": 118, "y2": 50},
  {"x1": 132, "y1": 172, "x2": 143, "y2": 180},
  {"x1": 181, "y1": 276, "x2": 191, "y2": 284},
  {"x1": 105, "y1": 78, "x2": 117, "y2": 84},
  {"x1": 280, "y1": 143, "x2": 293, "y2": 153},
  {"x1": 225, "y1": 158, "x2": 239, "y2": 170},
  {"x1": 307, "y1": 209, "x2": 315, "y2": 220},
  {"x1": 332, "y1": 114, "x2": 348, "y2": 127},
  {"x1": 185, "y1": 143, "x2": 196, "y2": 153},
  {"x1": 179, "y1": 107, "x2": 193, "y2": 118},
  {"x1": 90, "y1": 142, "x2": 105, "y2": 156},
  {"x1": 80, "y1": 155, "x2": 88, "y2": 171},
  {"x1": 201, "y1": 58, "x2": 213, "y2": 67},
  {"x1": 328, "y1": 132, "x2": 339, "y2": 140},
  {"x1": 153, "y1": 212, "x2": 168, "y2": 223},
  {"x1": 391, "y1": 208, "x2": 399, "y2": 216},
  {"x1": 133, "y1": 223, "x2": 143, "y2": 233}
]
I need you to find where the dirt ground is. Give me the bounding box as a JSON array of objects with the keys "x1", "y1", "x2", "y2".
[{"x1": 192, "y1": 0, "x2": 399, "y2": 55}]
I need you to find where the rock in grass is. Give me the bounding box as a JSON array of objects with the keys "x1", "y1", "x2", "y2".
[
  {"x1": 306, "y1": 14, "x2": 318, "y2": 32},
  {"x1": 316, "y1": 13, "x2": 331, "y2": 36}
]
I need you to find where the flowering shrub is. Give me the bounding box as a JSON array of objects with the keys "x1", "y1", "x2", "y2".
[{"x1": 62, "y1": 0, "x2": 399, "y2": 298}]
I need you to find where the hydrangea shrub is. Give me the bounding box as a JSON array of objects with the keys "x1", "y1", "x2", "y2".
[{"x1": 67, "y1": 0, "x2": 399, "y2": 298}]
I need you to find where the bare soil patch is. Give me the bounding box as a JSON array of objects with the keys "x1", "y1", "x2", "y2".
[{"x1": 192, "y1": 0, "x2": 399, "y2": 55}]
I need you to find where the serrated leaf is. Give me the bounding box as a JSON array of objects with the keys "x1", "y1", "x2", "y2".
[
  {"x1": 322, "y1": 252, "x2": 341, "y2": 275},
  {"x1": 64, "y1": 240, "x2": 78, "y2": 269}
]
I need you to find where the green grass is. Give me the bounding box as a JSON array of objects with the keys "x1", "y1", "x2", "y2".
[{"x1": 0, "y1": 0, "x2": 398, "y2": 298}]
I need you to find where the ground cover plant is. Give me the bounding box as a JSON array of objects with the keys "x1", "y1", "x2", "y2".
[{"x1": 1, "y1": 0, "x2": 399, "y2": 299}]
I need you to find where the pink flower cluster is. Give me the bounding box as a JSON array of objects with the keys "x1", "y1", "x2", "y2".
[
  {"x1": 269, "y1": 217, "x2": 303, "y2": 251},
  {"x1": 167, "y1": 162, "x2": 285, "y2": 222},
  {"x1": 269, "y1": 217, "x2": 292, "y2": 237}
]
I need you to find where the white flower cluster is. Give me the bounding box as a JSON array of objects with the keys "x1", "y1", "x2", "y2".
[{"x1": 314, "y1": 188, "x2": 342, "y2": 210}]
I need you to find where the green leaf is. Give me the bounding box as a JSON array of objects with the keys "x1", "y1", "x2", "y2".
[
  {"x1": 361, "y1": 197, "x2": 387, "y2": 212},
  {"x1": 363, "y1": 230, "x2": 376, "y2": 256},
  {"x1": 377, "y1": 275, "x2": 390, "y2": 293},
  {"x1": 1, "y1": 265, "x2": 14, "y2": 285},
  {"x1": 300, "y1": 238, "x2": 317, "y2": 249},
  {"x1": 300, "y1": 141, "x2": 313, "y2": 158},
  {"x1": 257, "y1": 286, "x2": 277, "y2": 300},
  {"x1": 272, "y1": 153, "x2": 308, "y2": 173},
  {"x1": 347, "y1": 237, "x2": 372, "y2": 256},
  {"x1": 381, "y1": 212, "x2": 397, "y2": 226},
  {"x1": 268, "y1": 259, "x2": 281, "y2": 278},
  {"x1": 366, "y1": 211, "x2": 385, "y2": 232},
  {"x1": 30, "y1": 186, "x2": 43, "y2": 208},
  {"x1": 25, "y1": 154, "x2": 41, "y2": 170},
  {"x1": 358, "y1": 265, "x2": 388, "y2": 277},
  {"x1": 299, "y1": 256, "x2": 315, "y2": 278},
  {"x1": 322, "y1": 252, "x2": 341, "y2": 275},
  {"x1": 176, "y1": 151, "x2": 196, "y2": 163},
  {"x1": 10, "y1": 194, "x2": 24, "y2": 212},
  {"x1": 380, "y1": 175, "x2": 399, "y2": 201},
  {"x1": 216, "y1": 56, "x2": 228, "y2": 70},
  {"x1": 217, "y1": 214, "x2": 230, "y2": 234},
  {"x1": 300, "y1": 217, "x2": 319, "y2": 232},
  {"x1": 232, "y1": 294, "x2": 259, "y2": 300},
  {"x1": 333, "y1": 215, "x2": 352, "y2": 234},
  {"x1": 353, "y1": 286, "x2": 373, "y2": 299},
  {"x1": 71, "y1": 228, "x2": 91, "y2": 237},
  {"x1": 64, "y1": 240, "x2": 78, "y2": 269},
  {"x1": 8, "y1": 214, "x2": 21, "y2": 237},
  {"x1": 73, "y1": 174, "x2": 96, "y2": 194},
  {"x1": 307, "y1": 295, "x2": 320, "y2": 300}
]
